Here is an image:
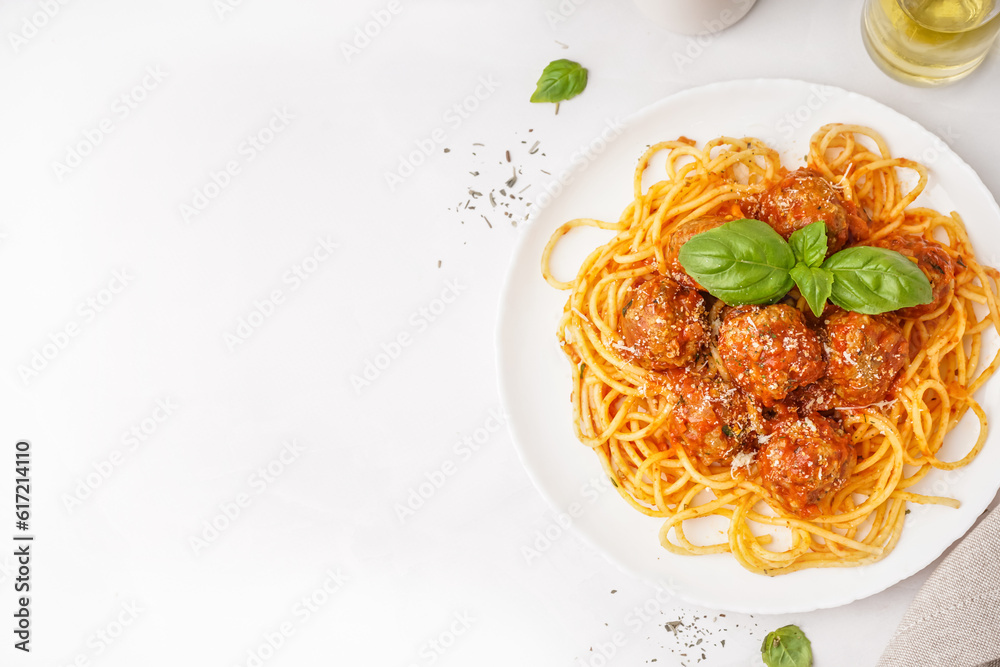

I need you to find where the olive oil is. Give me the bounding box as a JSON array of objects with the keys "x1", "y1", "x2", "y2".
[{"x1": 862, "y1": 0, "x2": 1000, "y2": 85}]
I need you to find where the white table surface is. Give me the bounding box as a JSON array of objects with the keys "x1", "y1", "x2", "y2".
[{"x1": 2, "y1": 1, "x2": 999, "y2": 665}]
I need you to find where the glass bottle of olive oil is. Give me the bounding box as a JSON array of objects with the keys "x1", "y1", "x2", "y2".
[{"x1": 862, "y1": 0, "x2": 1000, "y2": 85}]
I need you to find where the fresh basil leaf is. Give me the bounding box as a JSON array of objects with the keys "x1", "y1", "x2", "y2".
[
  {"x1": 530, "y1": 59, "x2": 588, "y2": 104},
  {"x1": 788, "y1": 222, "x2": 828, "y2": 268},
  {"x1": 678, "y1": 218, "x2": 795, "y2": 305},
  {"x1": 823, "y1": 246, "x2": 933, "y2": 314},
  {"x1": 761, "y1": 624, "x2": 813, "y2": 667},
  {"x1": 790, "y1": 265, "x2": 834, "y2": 317}
]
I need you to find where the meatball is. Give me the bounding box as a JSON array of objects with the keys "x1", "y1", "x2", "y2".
[
  {"x1": 843, "y1": 198, "x2": 872, "y2": 246},
  {"x1": 824, "y1": 309, "x2": 908, "y2": 407},
  {"x1": 783, "y1": 378, "x2": 838, "y2": 414},
  {"x1": 619, "y1": 276, "x2": 708, "y2": 371},
  {"x1": 874, "y1": 234, "x2": 955, "y2": 318},
  {"x1": 717, "y1": 304, "x2": 826, "y2": 407},
  {"x1": 663, "y1": 215, "x2": 728, "y2": 290},
  {"x1": 749, "y1": 168, "x2": 856, "y2": 254},
  {"x1": 758, "y1": 412, "x2": 855, "y2": 518},
  {"x1": 664, "y1": 368, "x2": 755, "y2": 467}
]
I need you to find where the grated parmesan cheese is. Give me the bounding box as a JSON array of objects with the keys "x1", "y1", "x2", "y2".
[{"x1": 730, "y1": 450, "x2": 756, "y2": 477}]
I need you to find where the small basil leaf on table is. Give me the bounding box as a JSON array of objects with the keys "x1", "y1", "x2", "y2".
[
  {"x1": 790, "y1": 265, "x2": 834, "y2": 317},
  {"x1": 761, "y1": 624, "x2": 813, "y2": 667},
  {"x1": 823, "y1": 246, "x2": 933, "y2": 314},
  {"x1": 788, "y1": 221, "x2": 829, "y2": 268},
  {"x1": 678, "y1": 218, "x2": 795, "y2": 305},
  {"x1": 530, "y1": 59, "x2": 588, "y2": 104}
]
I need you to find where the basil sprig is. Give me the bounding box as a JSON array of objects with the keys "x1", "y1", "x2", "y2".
[
  {"x1": 678, "y1": 219, "x2": 932, "y2": 316},
  {"x1": 675, "y1": 218, "x2": 794, "y2": 305},
  {"x1": 788, "y1": 221, "x2": 827, "y2": 268},
  {"x1": 761, "y1": 624, "x2": 813, "y2": 667},
  {"x1": 789, "y1": 265, "x2": 834, "y2": 315},
  {"x1": 786, "y1": 222, "x2": 834, "y2": 316},
  {"x1": 530, "y1": 59, "x2": 588, "y2": 104},
  {"x1": 823, "y1": 246, "x2": 932, "y2": 314}
]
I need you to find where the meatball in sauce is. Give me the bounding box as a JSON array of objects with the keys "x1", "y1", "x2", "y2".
[
  {"x1": 619, "y1": 276, "x2": 708, "y2": 371},
  {"x1": 746, "y1": 168, "x2": 869, "y2": 254},
  {"x1": 823, "y1": 309, "x2": 909, "y2": 407},
  {"x1": 664, "y1": 368, "x2": 756, "y2": 468},
  {"x1": 663, "y1": 215, "x2": 729, "y2": 290},
  {"x1": 717, "y1": 304, "x2": 826, "y2": 407},
  {"x1": 874, "y1": 234, "x2": 955, "y2": 318},
  {"x1": 758, "y1": 412, "x2": 855, "y2": 518}
]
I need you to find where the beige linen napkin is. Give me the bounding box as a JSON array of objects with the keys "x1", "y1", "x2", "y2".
[{"x1": 877, "y1": 507, "x2": 1000, "y2": 667}]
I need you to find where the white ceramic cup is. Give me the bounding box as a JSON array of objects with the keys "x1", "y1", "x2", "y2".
[{"x1": 633, "y1": 0, "x2": 757, "y2": 35}]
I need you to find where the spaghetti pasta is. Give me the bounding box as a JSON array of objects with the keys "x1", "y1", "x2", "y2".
[{"x1": 542, "y1": 123, "x2": 1000, "y2": 574}]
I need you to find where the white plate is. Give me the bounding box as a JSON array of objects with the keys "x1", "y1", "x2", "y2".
[{"x1": 495, "y1": 79, "x2": 1000, "y2": 614}]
